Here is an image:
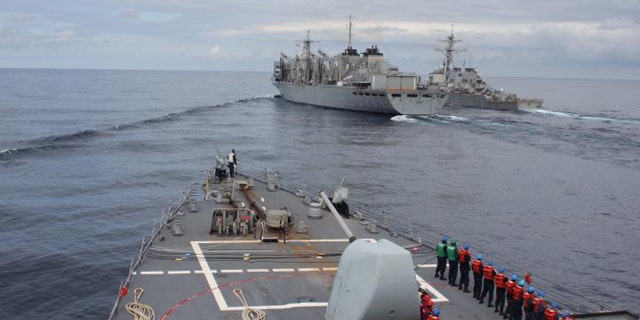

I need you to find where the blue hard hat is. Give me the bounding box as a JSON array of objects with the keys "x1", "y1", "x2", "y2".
[
  {"x1": 538, "y1": 290, "x2": 545, "y2": 298},
  {"x1": 464, "y1": 244, "x2": 470, "y2": 250},
  {"x1": 561, "y1": 311, "x2": 569, "y2": 317},
  {"x1": 499, "y1": 267, "x2": 505, "y2": 273},
  {"x1": 528, "y1": 286, "x2": 535, "y2": 293},
  {"x1": 488, "y1": 261, "x2": 494, "y2": 266},
  {"x1": 511, "y1": 274, "x2": 518, "y2": 281},
  {"x1": 519, "y1": 280, "x2": 526, "y2": 286},
  {"x1": 442, "y1": 235, "x2": 448, "y2": 242},
  {"x1": 551, "y1": 302, "x2": 559, "y2": 308},
  {"x1": 477, "y1": 254, "x2": 483, "y2": 260},
  {"x1": 433, "y1": 309, "x2": 440, "y2": 316}
]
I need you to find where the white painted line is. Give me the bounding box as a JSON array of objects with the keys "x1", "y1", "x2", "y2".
[
  {"x1": 272, "y1": 268, "x2": 295, "y2": 272},
  {"x1": 247, "y1": 269, "x2": 270, "y2": 273},
  {"x1": 167, "y1": 270, "x2": 191, "y2": 275},
  {"x1": 193, "y1": 238, "x2": 374, "y2": 245},
  {"x1": 417, "y1": 264, "x2": 437, "y2": 268},
  {"x1": 298, "y1": 268, "x2": 320, "y2": 272},
  {"x1": 223, "y1": 302, "x2": 328, "y2": 311},
  {"x1": 140, "y1": 271, "x2": 164, "y2": 275},
  {"x1": 322, "y1": 267, "x2": 338, "y2": 271},
  {"x1": 220, "y1": 269, "x2": 244, "y2": 274},
  {"x1": 191, "y1": 242, "x2": 229, "y2": 310},
  {"x1": 416, "y1": 274, "x2": 449, "y2": 302},
  {"x1": 194, "y1": 270, "x2": 204, "y2": 274}
]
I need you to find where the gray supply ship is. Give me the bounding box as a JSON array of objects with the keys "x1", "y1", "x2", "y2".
[
  {"x1": 108, "y1": 155, "x2": 637, "y2": 320},
  {"x1": 427, "y1": 30, "x2": 543, "y2": 111},
  {"x1": 272, "y1": 18, "x2": 448, "y2": 115}
]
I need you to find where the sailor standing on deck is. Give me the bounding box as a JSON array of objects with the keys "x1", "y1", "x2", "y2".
[
  {"x1": 420, "y1": 291, "x2": 435, "y2": 320},
  {"x1": 543, "y1": 302, "x2": 560, "y2": 320},
  {"x1": 479, "y1": 261, "x2": 496, "y2": 307},
  {"x1": 472, "y1": 254, "x2": 484, "y2": 299},
  {"x1": 458, "y1": 244, "x2": 471, "y2": 292},
  {"x1": 435, "y1": 236, "x2": 448, "y2": 280},
  {"x1": 511, "y1": 280, "x2": 526, "y2": 320},
  {"x1": 523, "y1": 286, "x2": 537, "y2": 320},
  {"x1": 505, "y1": 274, "x2": 518, "y2": 320},
  {"x1": 533, "y1": 291, "x2": 547, "y2": 320},
  {"x1": 227, "y1": 149, "x2": 237, "y2": 178},
  {"x1": 447, "y1": 239, "x2": 459, "y2": 286},
  {"x1": 494, "y1": 267, "x2": 508, "y2": 315}
]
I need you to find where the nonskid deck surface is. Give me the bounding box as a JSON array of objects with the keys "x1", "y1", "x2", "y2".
[{"x1": 112, "y1": 176, "x2": 506, "y2": 320}]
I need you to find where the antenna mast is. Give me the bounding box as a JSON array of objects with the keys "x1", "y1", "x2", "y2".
[
  {"x1": 347, "y1": 14, "x2": 354, "y2": 49},
  {"x1": 435, "y1": 24, "x2": 464, "y2": 83}
]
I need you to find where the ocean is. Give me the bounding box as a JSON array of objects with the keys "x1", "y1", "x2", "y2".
[{"x1": 1, "y1": 69, "x2": 638, "y2": 319}]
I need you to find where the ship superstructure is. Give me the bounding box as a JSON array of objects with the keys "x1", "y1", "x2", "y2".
[
  {"x1": 273, "y1": 17, "x2": 448, "y2": 115},
  {"x1": 427, "y1": 28, "x2": 543, "y2": 111}
]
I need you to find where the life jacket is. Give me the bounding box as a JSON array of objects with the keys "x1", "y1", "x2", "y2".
[
  {"x1": 506, "y1": 280, "x2": 516, "y2": 296},
  {"x1": 436, "y1": 242, "x2": 447, "y2": 257},
  {"x1": 458, "y1": 248, "x2": 469, "y2": 263},
  {"x1": 420, "y1": 303, "x2": 432, "y2": 320},
  {"x1": 533, "y1": 297, "x2": 546, "y2": 313},
  {"x1": 472, "y1": 260, "x2": 483, "y2": 274},
  {"x1": 544, "y1": 308, "x2": 558, "y2": 320},
  {"x1": 495, "y1": 273, "x2": 506, "y2": 288},
  {"x1": 427, "y1": 315, "x2": 440, "y2": 320},
  {"x1": 447, "y1": 245, "x2": 458, "y2": 261},
  {"x1": 523, "y1": 292, "x2": 535, "y2": 310},
  {"x1": 513, "y1": 285, "x2": 523, "y2": 302},
  {"x1": 483, "y1": 265, "x2": 495, "y2": 280}
]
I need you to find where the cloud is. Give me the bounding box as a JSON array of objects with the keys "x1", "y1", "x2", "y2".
[
  {"x1": 119, "y1": 9, "x2": 180, "y2": 22},
  {"x1": 209, "y1": 45, "x2": 221, "y2": 56},
  {"x1": 120, "y1": 9, "x2": 140, "y2": 19},
  {"x1": 1, "y1": 0, "x2": 639, "y2": 77}
]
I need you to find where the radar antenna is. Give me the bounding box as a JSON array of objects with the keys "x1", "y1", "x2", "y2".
[{"x1": 435, "y1": 24, "x2": 464, "y2": 83}]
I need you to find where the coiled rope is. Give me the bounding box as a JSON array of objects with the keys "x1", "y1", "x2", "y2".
[
  {"x1": 233, "y1": 288, "x2": 266, "y2": 320},
  {"x1": 126, "y1": 288, "x2": 156, "y2": 320}
]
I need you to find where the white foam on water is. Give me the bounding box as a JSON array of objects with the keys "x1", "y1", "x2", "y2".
[
  {"x1": 532, "y1": 109, "x2": 639, "y2": 124},
  {"x1": 390, "y1": 115, "x2": 418, "y2": 123},
  {"x1": 530, "y1": 109, "x2": 574, "y2": 117},
  {"x1": 437, "y1": 115, "x2": 469, "y2": 122}
]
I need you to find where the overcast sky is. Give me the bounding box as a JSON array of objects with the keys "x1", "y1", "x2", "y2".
[{"x1": 1, "y1": 0, "x2": 639, "y2": 79}]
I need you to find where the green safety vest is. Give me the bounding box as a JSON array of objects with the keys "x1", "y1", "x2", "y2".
[
  {"x1": 436, "y1": 242, "x2": 447, "y2": 257},
  {"x1": 447, "y1": 245, "x2": 458, "y2": 261}
]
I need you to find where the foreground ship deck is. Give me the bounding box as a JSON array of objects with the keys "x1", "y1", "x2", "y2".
[{"x1": 109, "y1": 164, "x2": 637, "y2": 320}]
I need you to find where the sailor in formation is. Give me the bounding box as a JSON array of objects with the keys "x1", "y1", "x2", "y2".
[
  {"x1": 434, "y1": 236, "x2": 448, "y2": 280},
  {"x1": 446, "y1": 239, "x2": 459, "y2": 286},
  {"x1": 479, "y1": 261, "x2": 496, "y2": 307},
  {"x1": 472, "y1": 254, "x2": 484, "y2": 299},
  {"x1": 457, "y1": 244, "x2": 471, "y2": 292},
  {"x1": 429, "y1": 238, "x2": 572, "y2": 320}
]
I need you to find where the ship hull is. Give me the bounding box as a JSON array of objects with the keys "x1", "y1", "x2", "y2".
[
  {"x1": 273, "y1": 81, "x2": 447, "y2": 115},
  {"x1": 446, "y1": 93, "x2": 518, "y2": 111}
]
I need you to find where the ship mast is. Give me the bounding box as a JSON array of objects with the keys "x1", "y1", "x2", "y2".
[
  {"x1": 435, "y1": 24, "x2": 463, "y2": 83},
  {"x1": 348, "y1": 14, "x2": 354, "y2": 49},
  {"x1": 296, "y1": 30, "x2": 316, "y2": 83}
]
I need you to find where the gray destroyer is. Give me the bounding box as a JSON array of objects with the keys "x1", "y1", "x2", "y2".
[
  {"x1": 107, "y1": 156, "x2": 637, "y2": 320},
  {"x1": 427, "y1": 30, "x2": 543, "y2": 111},
  {"x1": 273, "y1": 20, "x2": 448, "y2": 115}
]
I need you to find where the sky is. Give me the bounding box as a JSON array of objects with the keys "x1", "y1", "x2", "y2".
[{"x1": 1, "y1": 0, "x2": 639, "y2": 79}]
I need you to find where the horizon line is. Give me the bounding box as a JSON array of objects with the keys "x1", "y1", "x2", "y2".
[{"x1": 1, "y1": 67, "x2": 638, "y2": 82}]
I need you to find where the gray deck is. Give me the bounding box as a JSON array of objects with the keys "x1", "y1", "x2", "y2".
[{"x1": 111, "y1": 174, "x2": 513, "y2": 320}]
